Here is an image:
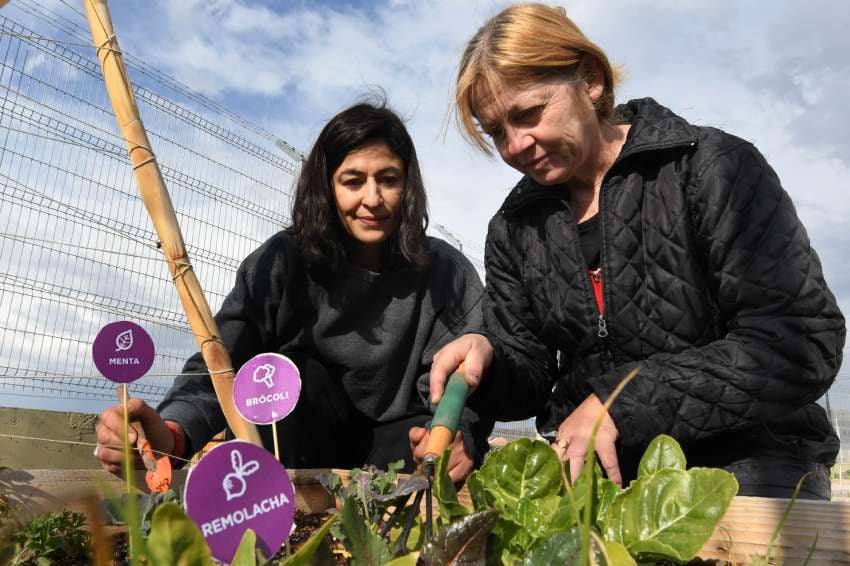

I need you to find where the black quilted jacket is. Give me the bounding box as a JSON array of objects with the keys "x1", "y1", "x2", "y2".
[{"x1": 480, "y1": 98, "x2": 844, "y2": 480}]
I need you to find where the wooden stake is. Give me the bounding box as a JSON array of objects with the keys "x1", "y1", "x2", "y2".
[
  {"x1": 272, "y1": 421, "x2": 280, "y2": 462},
  {"x1": 118, "y1": 384, "x2": 132, "y2": 497},
  {"x1": 83, "y1": 0, "x2": 260, "y2": 447}
]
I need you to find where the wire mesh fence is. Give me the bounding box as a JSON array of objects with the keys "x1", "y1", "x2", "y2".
[
  {"x1": 0, "y1": 3, "x2": 299, "y2": 409},
  {"x1": 0, "y1": 2, "x2": 516, "y2": 438}
]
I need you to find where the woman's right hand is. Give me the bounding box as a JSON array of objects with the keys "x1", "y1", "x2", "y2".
[
  {"x1": 429, "y1": 333, "x2": 494, "y2": 404},
  {"x1": 95, "y1": 398, "x2": 175, "y2": 474}
]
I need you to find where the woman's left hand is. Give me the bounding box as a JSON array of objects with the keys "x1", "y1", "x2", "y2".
[
  {"x1": 409, "y1": 426, "x2": 474, "y2": 483},
  {"x1": 552, "y1": 394, "x2": 622, "y2": 487}
]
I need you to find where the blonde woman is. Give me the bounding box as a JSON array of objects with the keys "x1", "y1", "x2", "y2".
[{"x1": 431, "y1": 3, "x2": 844, "y2": 499}]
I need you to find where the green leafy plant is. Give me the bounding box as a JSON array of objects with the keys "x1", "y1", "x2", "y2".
[
  {"x1": 0, "y1": 434, "x2": 741, "y2": 565},
  {"x1": 437, "y1": 435, "x2": 737, "y2": 564},
  {"x1": 6, "y1": 509, "x2": 92, "y2": 566},
  {"x1": 101, "y1": 488, "x2": 215, "y2": 566},
  {"x1": 144, "y1": 502, "x2": 213, "y2": 565},
  {"x1": 290, "y1": 433, "x2": 738, "y2": 565},
  {"x1": 602, "y1": 438, "x2": 737, "y2": 562},
  {"x1": 318, "y1": 460, "x2": 429, "y2": 561},
  {"x1": 103, "y1": 488, "x2": 181, "y2": 537}
]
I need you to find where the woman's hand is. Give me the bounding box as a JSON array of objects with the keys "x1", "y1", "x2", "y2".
[
  {"x1": 408, "y1": 426, "x2": 474, "y2": 483},
  {"x1": 551, "y1": 394, "x2": 622, "y2": 486},
  {"x1": 95, "y1": 398, "x2": 176, "y2": 475},
  {"x1": 429, "y1": 333, "x2": 493, "y2": 404}
]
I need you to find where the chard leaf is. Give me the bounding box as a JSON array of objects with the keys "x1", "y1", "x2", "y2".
[
  {"x1": 516, "y1": 495, "x2": 561, "y2": 538},
  {"x1": 466, "y1": 470, "x2": 488, "y2": 511},
  {"x1": 339, "y1": 496, "x2": 391, "y2": 566},
  {"x1": 604, "y1": 467, "x2": 738, "y2": 562},
  {"x1": 433, "y1": 450, "x2": 469, "y2": 521},
  {"x1": 486, "y1": 516, "x2": 524, "y2": 564},
  {"x1": 522, "y1": 529, "x2": 619, "y2": 566},
  {"x1": 470, "y1": 439, "x2": 562, "y2": 559},
  {"x1": 145, "y1": 502, "x2": 213, "y2": 566},
  {"x1": 637, "y1": 434, "x2": 686, "y2": 478},
  {"x1": 546, "y1": 494, "x2": 579, "y2": 532},
  {"x1": 519, "y1": 527, "x2": 582, "y2": 565},
  {"x1": 595, "y1": 476, "x2": 620, "y2": 528},
  {"x1": 230, "y1": 529, "x2": 256, "y2": 566},
  {"x1": 571, "y1": 461, "x2": 621, "y2": 529},
  {"x1": 281, "y1": 515, "x2": 337, "y2": 566},
  {"x1": 418, "y1": 509, "x2": 497, "y2": 565},
  {"x1": 600, "y1": 539, "x2": 636, "y2": 566},
  {"x1": 472, "y1": 438, "x2": 562, "y2": 513}
]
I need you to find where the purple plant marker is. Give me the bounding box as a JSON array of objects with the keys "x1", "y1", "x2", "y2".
[
  {"x1": 233, "y1": 353, "x2": 301, "y2": 425},
  {"x1": 92, "y1": 321, "x2": 155, "y2": 383},
  {"x1": 184, "y1": 440, "x2": 295, "y2": 562}
]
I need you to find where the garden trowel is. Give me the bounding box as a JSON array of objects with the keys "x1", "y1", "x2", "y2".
[
  {"x1": 422, "y1": 362, "x2": 470, "y2": 538},
  {"x1": 377, "y1": 362, "x2": 470, "y2": 550}
]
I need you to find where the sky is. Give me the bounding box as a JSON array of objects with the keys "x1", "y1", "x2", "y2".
[{"x1": 2, "y1": 0, "x2": 849, "y2": 413}]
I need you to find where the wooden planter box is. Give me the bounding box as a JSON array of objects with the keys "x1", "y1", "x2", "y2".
[{"x1": 2, "y1": 468, "x2": 849, "y2": 564}]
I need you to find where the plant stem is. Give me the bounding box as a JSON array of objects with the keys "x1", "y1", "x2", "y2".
[
  {"x1": 119, "y1": 385, "x2": 143, "y2": 565},
  {"x1": 581, "y1": 367, "x2": 639, "y2": 566}
]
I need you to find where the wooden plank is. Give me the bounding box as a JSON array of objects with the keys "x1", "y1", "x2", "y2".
[{"x1": 700, "y1": 495, "x2": 850, "y2": 564}]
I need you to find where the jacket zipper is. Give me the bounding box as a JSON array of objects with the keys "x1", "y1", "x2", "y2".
[
  {"x1": 589, "y1": 266, "x2": 615, "y2": 371},
  {"x1": 589, "y1": 267, "x2": 608, "y2": 338}
]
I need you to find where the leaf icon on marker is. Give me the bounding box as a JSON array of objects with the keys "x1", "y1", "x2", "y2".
[{"x1": 115, "y1": 329, "x2": 134, "y2": 352}]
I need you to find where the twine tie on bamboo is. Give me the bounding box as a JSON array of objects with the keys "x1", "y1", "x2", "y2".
[
  {"x1": 170, "y1": 259, "x2": 193, "y2": 281},
  {"x1": 94, "y1": 33, "x2": 119, "y2": 57}
]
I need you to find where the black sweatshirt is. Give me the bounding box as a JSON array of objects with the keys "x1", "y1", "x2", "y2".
[{"x1": 158, "y1": 231, "x2": 494, "y2": 461}]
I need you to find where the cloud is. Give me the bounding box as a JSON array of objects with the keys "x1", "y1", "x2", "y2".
[{"x1": 123, "y1": 0, "x2": 850, "y2": 340}]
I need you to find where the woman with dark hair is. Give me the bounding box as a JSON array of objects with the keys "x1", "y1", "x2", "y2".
[
  {"x1": 96, "y1": 102, "x2": 493, "y2": 480},
  {"x1": 430, "y1": 3, "x2": 845, "y2": 499}
]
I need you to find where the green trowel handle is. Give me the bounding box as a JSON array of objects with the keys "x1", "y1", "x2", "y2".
[{"x1": 425, "y1": 365, "x2": 469, "y2": 460}]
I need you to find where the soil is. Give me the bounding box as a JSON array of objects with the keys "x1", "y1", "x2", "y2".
[
  {"x1": 112, "y1": 532, "x2": 129, "y2": 566},
  {"x1": 269, "y1": 509, "x2": 345, "y2": 564},
  {"x1": 287, "y1": 509, "x2": 333, "y2": 551}
]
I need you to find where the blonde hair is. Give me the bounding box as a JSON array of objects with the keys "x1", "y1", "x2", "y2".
[{"x1": 455, "y1": 3, "x2": 621, "y2": 153}]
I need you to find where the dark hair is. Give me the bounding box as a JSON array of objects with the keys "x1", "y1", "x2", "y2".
[{"x1": 289, "y1": 101, "x2": 429, "y2": 271}]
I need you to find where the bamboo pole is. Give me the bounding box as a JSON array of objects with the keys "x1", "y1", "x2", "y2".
[{"x1": 83, "y1": 0, "x2": 261, "y2": 447}]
